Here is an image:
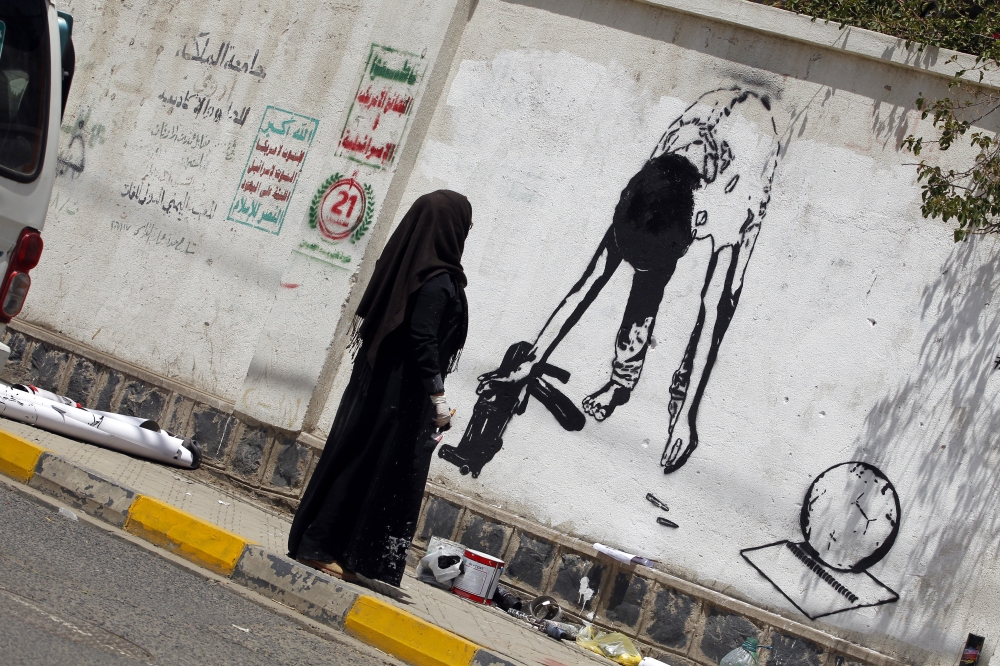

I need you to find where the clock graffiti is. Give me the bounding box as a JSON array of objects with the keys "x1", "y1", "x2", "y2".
[{"x1": 741, "y1": 461, "x2": 902, "y2": 620}]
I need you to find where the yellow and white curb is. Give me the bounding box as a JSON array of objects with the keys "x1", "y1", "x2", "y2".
[{"x1": 0, "y1": 429, "x2": 516, "y2": 666}]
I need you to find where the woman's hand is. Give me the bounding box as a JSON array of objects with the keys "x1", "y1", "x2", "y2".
[
  {"x1": 477, "y1": 347, "x2": 538, "y2": 394},
  {"x1": 430, "y1": 393, "x2": 454, "y2": 429}
]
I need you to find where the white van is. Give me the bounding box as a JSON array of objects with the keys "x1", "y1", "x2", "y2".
[{"x1": 0, "y1": 0, "x2": 73, "y2": 363}]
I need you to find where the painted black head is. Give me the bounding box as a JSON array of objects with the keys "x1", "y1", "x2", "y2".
[
  {"x1": 613, "y1": 152, "x2": 702, "y2": 235},
  {"x1": 610, "y1": 152, "x2": 702, "y2": 271}
]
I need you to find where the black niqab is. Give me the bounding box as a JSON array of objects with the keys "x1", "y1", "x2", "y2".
[{"x1": 352, "y1": 189, "x2": 472, "y2": 367}]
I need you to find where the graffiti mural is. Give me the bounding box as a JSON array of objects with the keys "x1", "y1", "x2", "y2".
[
  {"x1": 741, "y1": 462, "x2": 901, "y2": 620},
  {"x1": 57, "y1": 106, "x2": 105, "y2": 179},
  {"x1": 439, "y1": 87, "x2": 781, "y2": 478}
]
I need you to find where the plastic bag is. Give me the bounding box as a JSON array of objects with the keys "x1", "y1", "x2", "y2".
[
  {"x1": 575, "y1": 625, "x2": 643, "y2": 666},
  {"x1": 416, "y1": 537, "x2": 465, "y2": 590}
]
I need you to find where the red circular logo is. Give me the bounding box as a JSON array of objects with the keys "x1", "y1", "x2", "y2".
[{"x1": 318, "y1": 178, "x2": 366, "y2": 241}]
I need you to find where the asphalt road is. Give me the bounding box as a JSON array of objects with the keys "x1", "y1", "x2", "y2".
[{"x1": 0, "y1": 482, "x2": 392, "y2": 666}]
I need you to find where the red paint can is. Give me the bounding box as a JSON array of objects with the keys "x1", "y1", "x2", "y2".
[{"x1": 451, "y1": 549, "x2": 504, "y2": 604}]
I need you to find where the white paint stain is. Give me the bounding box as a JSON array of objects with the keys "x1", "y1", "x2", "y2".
[{"x1": 578, "y1": 575, "x2": 594, "y2": 606}]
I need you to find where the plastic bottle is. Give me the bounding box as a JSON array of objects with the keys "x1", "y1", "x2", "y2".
[{"x1": 719, "y1": 638, "x2": 770, "y2": 666}]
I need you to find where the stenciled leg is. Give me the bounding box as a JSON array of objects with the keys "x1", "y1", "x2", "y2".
[
  {"x1": 662, "y1": 209, "x2": 762, "y2": 472},
  {"x1": 583, "y1": 268, "x2": 672, "y2": 421}
]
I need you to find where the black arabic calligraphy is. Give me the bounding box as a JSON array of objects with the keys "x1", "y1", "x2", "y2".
[
  {"x1": 177, "y1": 32, "x2": 266, "y2": 79},
  {"x1": 157, "y1": 90, "x2": 251, "y2": 127}
]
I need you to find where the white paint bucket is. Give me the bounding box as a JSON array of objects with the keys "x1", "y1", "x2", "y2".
[{"x1": 451, "y1": 549, "x2": 504, "y2": 604}]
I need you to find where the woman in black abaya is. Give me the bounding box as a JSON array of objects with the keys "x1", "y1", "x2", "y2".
[{"x1": 288, "y1": 190, "x2": 472, "y2": 596}]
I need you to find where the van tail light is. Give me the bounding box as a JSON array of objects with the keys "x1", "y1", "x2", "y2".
[
  {"x1": 0, "y1": 228, "x2": 43, "y2": 323},
  {"x1": 2, "y1": 273, "x2": 30, "y2": 319}
]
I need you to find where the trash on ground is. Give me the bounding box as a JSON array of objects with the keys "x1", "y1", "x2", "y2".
[
  {"x1": 576, "y1": 625, "x2": 643, "y2": 666},
  {"x1": 452, "y1": 548, "x2": 504, "y2": 604},
  {"x1": 593, "y1": 542, "x2": 656, "y2": 568},
  {"x1": 218, "y1": 500, "x2": 230, "y2": 506},
  {"x1": 638, "y1": 658, "x2": 673, "y2": 666},
  {"x1": 504, "y1": 606, "x2": 538, "y2": 624},
  {"x1": 231, "y1": 624, "x2": 250, "y2": 633},
  {"x1": 543, "y1": 619, "x2": 581, "y2": 641},
  {"x1": 416, "y1": 536, "x2": 465, "y2": 590},
  {"x1": 0, "y1": 384, "x2": 201, "y2": 469},
  {"x1": 529, "y1": 595, "x2": 562, "y2": 621},
  {"x1": 491, "y1": 585, "x2": 522, "y2": 611},
  {"x1": 58, "y1": 507, "x2": 78, "y2": 521},
  {"x1": 504, "y1": 607, "x2": 579, "y2": 634},
  {"x1": 719, "y1": 637, "x2": 770, "y2": 666}
]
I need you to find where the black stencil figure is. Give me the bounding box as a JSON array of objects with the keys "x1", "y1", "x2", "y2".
[
  {"x1": 741, "y1": 462, "x2": 902, "y2": 620},
  {"x1": 438, "y1": 87, "x2": 780, "y2": 478}
]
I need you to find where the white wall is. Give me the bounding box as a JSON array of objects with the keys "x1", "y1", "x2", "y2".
[
  {"x1": 30, "y1": 0, "x2": 459, "y2": 417},
  {"x1": 390, "y1": 0, "x2": 1000, "y2": 663}
]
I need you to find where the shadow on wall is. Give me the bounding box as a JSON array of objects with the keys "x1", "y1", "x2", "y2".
[{"x1": 855, "y1": 237, "x2": 1000, "y2": 632}]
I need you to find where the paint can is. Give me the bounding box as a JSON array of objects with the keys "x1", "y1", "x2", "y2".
[{"x1": 451, "y1": 549, "x2": 504, "y2": 604}]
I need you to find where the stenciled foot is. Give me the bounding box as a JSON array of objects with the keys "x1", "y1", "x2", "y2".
[
  {"x1": 661, "y1": 413, "x2": 698, "y2": 473},
  {"x1": 582, "y1": 382, "x2": 631, "y2": 421}
]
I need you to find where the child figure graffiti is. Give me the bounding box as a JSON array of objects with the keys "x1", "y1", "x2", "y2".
[{"x1": 438, "y1": 87, "x2": 780, "y2": 478}]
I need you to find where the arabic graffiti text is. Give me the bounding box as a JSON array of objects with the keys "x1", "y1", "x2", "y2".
[
  {"x1": 177, "y1": 32, "x2": 266, "y2": 79},
  {"x1": 110, "y1": 220, "x2": 197, "y2": 255},
  {"x1": 227, "y1": 106, "x2": 319, "y2": 235},
  {"x1": 121, "y1": 180, "x2": 218, "y2": 222},
  {"x1": 150, "y1": 122, "x2": 212, "y2": 149},
  {"x1": 158, "y1": 90, "x2": 251, "y2": 127}
]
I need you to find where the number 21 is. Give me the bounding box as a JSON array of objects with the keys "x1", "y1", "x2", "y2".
[{"x1": 331, "y1": 191, "x2": 358, "y2": 219}]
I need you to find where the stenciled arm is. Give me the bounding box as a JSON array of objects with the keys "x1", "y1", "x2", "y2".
[
  {"x1": 662, "y1": 207, "x2": 762, "y2": 472},
  {"x1": 478, "y1": 227, "x2": 623, "y2": 391}
]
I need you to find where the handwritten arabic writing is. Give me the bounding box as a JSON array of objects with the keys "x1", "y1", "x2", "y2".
[
  {"x1": 296, "y1": 241, "x2": 351, "y2": 266},
  {"x1": 157, "y1": 90, "x2": 250, "y2": 127},
  {"x1": 228, "y1": 106, "x2": 318, "y2": 235},
  {"x1": 110, "y1": 220, "x2": 197, "y2": 255},
  {"x1": 336, "y1": 44, "x2": 425, "y2": 169},
  {"x1": 177, "y1": 32, "x2": 266, "y2": 79},
  {"x1": 121, "y1": 180, "x2": 218, "y2": 222},
  {"x1": 150, "y1": 122, "x2": 211, "y2": 149}
]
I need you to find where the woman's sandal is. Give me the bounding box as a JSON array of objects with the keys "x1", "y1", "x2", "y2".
[{"x1": 298, "y1": 558, "x2": 359, "y2": 583}]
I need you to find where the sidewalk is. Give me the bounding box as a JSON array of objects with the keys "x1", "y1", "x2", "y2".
[{"x1": 0, "y1": 417, "x2": 612, "y2": 666}]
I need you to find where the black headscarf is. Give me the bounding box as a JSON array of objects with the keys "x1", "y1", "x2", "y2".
[{"x1": 351, "y1": 190, "x2": 472, "y2": 368}]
